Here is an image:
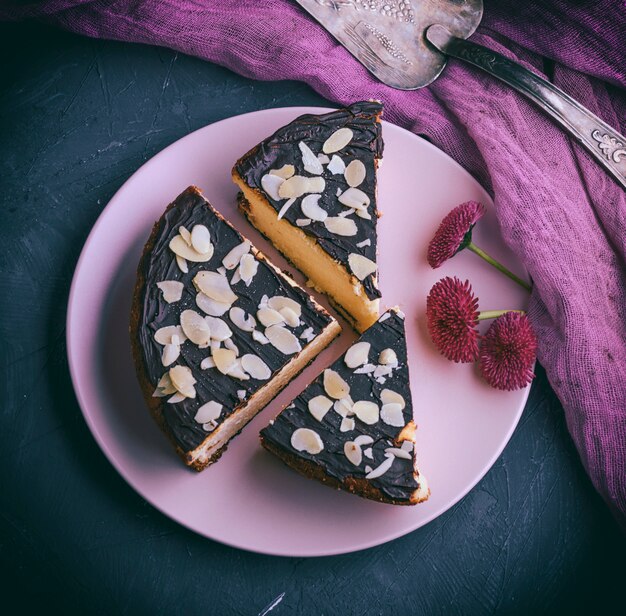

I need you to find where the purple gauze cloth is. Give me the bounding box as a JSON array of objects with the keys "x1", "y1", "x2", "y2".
[{"x1": 5, "y1": 0, "x2": 625, "y2": 526}]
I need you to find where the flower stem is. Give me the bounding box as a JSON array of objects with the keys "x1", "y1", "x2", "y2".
[
  {"x1": 467, "y1": 242, "x2": 532, "y2": 291},
  {"x1": 478, "y1": 309, "x2": 525, "y2": 321}
]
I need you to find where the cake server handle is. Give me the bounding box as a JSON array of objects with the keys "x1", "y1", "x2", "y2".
[{"x1": 426, "y1": 25, "x2": 626, "y2": 191}]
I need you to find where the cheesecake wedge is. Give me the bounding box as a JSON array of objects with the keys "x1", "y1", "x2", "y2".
[
  {"x1": 261, "y1": 308, "x2": 429, "y2": 505},
  {"x1": 232, "y1": 101, "x2": 384, "y2": 332},
  {"x1": 130, "y1": 186, "x2": 340, "y2": 470}
]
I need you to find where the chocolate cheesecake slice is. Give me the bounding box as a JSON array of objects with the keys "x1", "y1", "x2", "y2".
[
  {"x1": 130, "y1": 186, "x2": 340, "y2": 471},
  {"x1": 260, "y1": 308, "x2": 429, "y2": 505},
  {"x1": 232, "y1": 101, "x2": 383, "y2": 332}
]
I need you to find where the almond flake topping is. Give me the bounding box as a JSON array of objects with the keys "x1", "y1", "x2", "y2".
[
  {"x1": 195, "y1": 293, "x2": 230, "y2": 316},
  {"x1": 200, "y1": 357, "x2": 216, "y2": 370},
  {"x1": 193, "y1": 271, "x2": 237, "y2": 304},
  {"x1": 279, "y1": 175, "x2": 325, "y2": 199},
  {"x1": 354, "y1": 435, "x2": 374, "y2": 447},
  {"x1": 265, "y1": 324, "x2": 302, "y2": 355},
  {"x1": 179, "y1": 226, "x2": 192, "y2": 245},
  {"x1": 300, "y1": 327, "x2": 315, "y2": 342},
  {"x1": 323, "y1": 369, "x2": 350, "y2": 400},
  {"x1": 365, "y1": 454, "x2": 395, "y2": 479},
  {"x1": 301, "y1": 194, "x2": 327, "y2": 221},
  {"x1": 241, "y1": 354, "x2": 271, "y2": 380},
  {"x1": 176, "y1": 255, "x2": 188, "y2": 273},
  {"x1": 385, "y1": 446, "x2": 412, "y2": 460},
  {"x1": 261, "y1": 173, "x2": 284, "y2": 201},
  {"x1": 344, "y1": 341, "x2": 371, "y2": 369},
  {"x1": 333, "y1": 397, "x2": 354, "y2": 417},
  {"x1": 162, "y1": 337, "x2": 180, "y2": 366},
  {"x1": 238, "y1": 253, "x2": 258, "y2": 286},
  {"x1": 317, "y1": 154, "x2": 330, "y2": 164},
  {"x1": 352, "y1": 400, "x2": 379, "y2": 425},
  {"x1": 356, "y1": 238, "x2": 372, "y2": 248},
  {"x1": 323, "y1": 127, "x2": 353, "y2": 154},
  {"x1": 204, "y1": 316, "x2": 232, "y2": 341},
  {"x1": 190, "y1": 225, "x2": 211, "y2": 255},
  {"x1": 278, "y1": 307, "x2": 300, "y2": 328},
  {"x1": 257, "y1": 307, "x2": 285, "y2": 327},
  {"x1": 269, "y1": 164, "x2": 295, "y2": 179},
  {"x1": 229, "y1": 307, "x2": 256, "y2": 332},
  {"x1": 324, "y1": 217, "x2": 357, "y2": 237},
  {"x1": 180, "y1": 309, "x2": 211, "y2": 347},
  {"x1": 237, "y1": 389, "x2": 246, "y2": 400},
  {"x1": 296, "y1": 218, "x2": 311, "y2": 227},
  {"x1": 339, "y1": 187, "x2": 370, "y2": 211},
  {"x1": 168, "y1": 365, "x2": 196, "y2": 399},
  {"x1": 268, "y1": 296, "x2": 302, "y2": 317},
  {"x1": 381, "y1": 389, "x2": 405, "y2": 409},
  {"x1": 327, "y1": 154, "x2": 345, "y2": 175},
  {"x1": 344, "y1": 159, "x2": 366, "y2": 187},
  {"x1": 344, "y1": 441, "x2": 362, "y2": 466},
  {"x1": 154, "y1": 325, "x2": 187, "y2": 345},
  {"x1": 364, "y1": 447, "x2": 373, "y2": 459},
  {"x1": 299, "y1": 141, "x2": 323, "y2": 175},
  {"x1": 308, "y1": 395, "x2": 333, "y2": 422},
  {"x1": 348, "y1": 253, "x2": 377, "y2": 281},
  {"x1": 157, "y1": 281, "x2": 184, "y2": 303},
  {"x1": 291, "y1": 428, "x2": 324, "y2": 454},
  {"x1": 381, "y1": 403, "x2": 405, "y2": 427},
  {"x1": 194, "y1": 401, "x2": 222, "y2": 424},
  {"x1": 222, "y1": 241, "x2": 251, "y2": 270},
  {"x1": 153, "y1": 373, "x2": 176, "y2": 397},
  {"x1": 340, "y1": 417, "x2": 355, "y2": 433},
  {"x1": 170, "y1": 234, "x2": 214, "y2": 263},
  {"x1": 379, "y1": 348, "x2": 398, "y2": 365},
  {"x1": 354, "y1": 363, "x2": 376, "y2": 374},
  {"x1": 213, "y1": 348, "x2": 238, "y2": 375},
  {"x1": 277, "y1": 198, "x2": 295, "y2": 220},
  {"x1": 252, "y1": 329, "x2": 270, "y2": 344}
]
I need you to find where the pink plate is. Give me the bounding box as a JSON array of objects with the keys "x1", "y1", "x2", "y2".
[{"x1": 67, "y1": 107, "x2": 530, "y2": 557}]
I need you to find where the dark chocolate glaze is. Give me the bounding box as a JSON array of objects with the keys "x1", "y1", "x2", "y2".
[
  {"x1": 137, "y1": 188, "x2": 334, "y2": 453},
  {"x1": 261, "y1": 310, "x2": 423, "y2": 502},
  {"x1": 234, "y1": 101, "x2": 383, "y2": 301}
]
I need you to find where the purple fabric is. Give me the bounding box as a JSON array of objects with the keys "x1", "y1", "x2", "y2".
[{"x1": 5, "y1": 0, "x2": 625, "y2": 526}]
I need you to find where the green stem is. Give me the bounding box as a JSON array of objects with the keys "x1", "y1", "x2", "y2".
[
  {"x1": 467, "y1": 242, "x2": 532, "y2": 291},
  {"x1": 477, "y1": 309, "x2": 526, "y2": 322}
]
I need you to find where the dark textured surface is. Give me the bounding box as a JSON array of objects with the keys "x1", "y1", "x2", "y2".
[{"x1": 0, "y1": 22, "x2": 623, "y2": 615}]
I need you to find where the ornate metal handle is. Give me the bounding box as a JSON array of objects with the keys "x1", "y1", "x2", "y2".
[{"x1": 427, "y1": 25, "x2": 626, "y2": 190}]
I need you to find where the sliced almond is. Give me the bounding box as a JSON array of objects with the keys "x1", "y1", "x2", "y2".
[
  {"x1": 223, "y1": 338, "x2": 239, "y2": 355},
  {"x1": 213, "y1": 348, "x2": 237, "y2": 375},
  {"x1": 344, "y1": 341, "x2": 371, "y2": 369},
  {"x1": 229, "y1": 307, "x2": 256, "y2": 332},
  {"x1": 278, "y1": 175, "x2": 310, "y2": 199},
  {"x1": 222, "y1": 241, "x2": 251, "y2": 270},
  {"x1": 317, "y1": 154, "x2": 330, "y2": 164},
  {"x1": 176, "y1": 255, "x2": 188, "y2": 273},
  {"x1": 257, "y1": 307, "x2": 285, "y2": 327},
  {"x1": 241, "y1": 354, "x2": 271, "y2": 380},
  {"x1": 170, "y1": 234, "x2": 214, "y2": 263},
  {"x1": 190, "y1": 225, "x2": 211, "y2": 255},
  {"x1": 267, "y1": 296, "x2": 302, "y2": 317},
  {"x1": 323, "y1": 369, "x2": 350, "y2": 399},
  {"x1": 300, "y1": 194, "x2": 327, "y2": 221},
  {"x1": 381, "y1": 389, "x2": 405, "y2": 409},
  {"x1": 169, "y1": 365, "x2": 196, "y2": 399},
  {"x1": 363, "y1": 447, "x2": 373, "y2": 459},
  {"x1": 324, "y1": 217, "x2": 357, "y2": 237},
  {"x1": 238, "y1": 253, "x2": 258, "y2": 286},
  {"x1": 340, "y1": 417, "x2": 355, "y2": 433},
  {"x1": 195, "y1": 292, "x2": 230, "y2": 316},
  {"x1": 157, "y1": 280, "x2": 184, "y2": 303},
  {"x1": 333, "y1": 397, "x2": 354, "y2": 417},
  {"x1": 323, "y1": 127, "x2": 353, "y2": 154},
  {"x1": 261, "y1": 173, "x2": 284, "y2": 201},
  {"x1": 354, "y1": 435, "x2": 374, "y2": 447},
  {"x1": 352, "y1": 400, "x2": 379, "y2": 425},
  {"x1": 265, "y1": 324, "x2": 302, "y2": 355},
  {"x1": 269, "y1": 164, "x2": 295, "y2": 179},
  {"x1": 379, "y1": 348, "x2": 398, "y2": 366},
  {"x1": 307, "y1": 176, "x2": 326, "y2": 193},
  {"x1": 204, "y1": 316, "x2": 232, "y2": 341},
  {"x1": 179, "y1": 226, "x2": 192, "y2": 245},
  {"x1": 365, "y1": 454, "x2": 394, "y2": 479},
  {"x1": 227, "y1": 359, "x2": 250, "y2": 381},
  {"x1": 296, "y1": 218, "x2": 311, "y2": 227},
  {"x1": 308, "y1": 395, "x2": 333, "y2": 422},
  {"x1": 385, "y1": 446, "x2": 412, "y2": 460},
  {"x1": 344, "y1": 159, "x2": 366, "y2": 187},
  {"x1": 279, "y1": 307, "x2": 300, "y2": 328},
  {"x1": 277, "y1": 197, "x2": 296, "y2": 220},
  {"x1": 252, "y1": 329, "x2": 270, "y2": 344},
  {"x1": 300, "y1": 327, "x2": 315, "y2": 342},
  {"x1": 356, "y1": 208, "x2": 372, "y2": 220},
  {"x1": 154, "y1": 325, "x2": 187, "y2": 346},
  {"x1": 339, "y1": 187, "x2": 370, "y2": 211},
  {"x1": 348, "y1": 253, "x2": 377, "y2": 281},
  {"x1": 237, "y1": 389, "x2": 247, "y2": 400},
  {"x1": 344, "y1": 441, "x2": 362, "y2": 466},
  {"x1": 180, "y1": 309, "x2": 211, "y2": 347},
  {"x1": 153, "y1": 372, "x2": 177, "y2": 397},
  {"x1": 291, "y1": 428, "x2": 324, "y2": 454},
  {"x1": 200, "y1": 357, "x2": 216, "y2": 370},
  {"x1": 381, "y1": 403, "x2": 405, "y2": 427},
  {"x1": 168, "y1": 392, "x2": 187, "y2": 404},
  {"x1": 354, "y1": 363, "x2": 376, "y2": 374},
  {"x1": 161, "y1": 341, "x2": 180, "y2": 367},
  {"x1": 193, "y1": 271, "x2": 237, "y2": 304},
  {"x1": 327, "y1": 154, "x2": 345, "y2": 174},
  {"x1": 299, "y1": 141, "x2": 323, "y2": 175},
  {"x1": 194, "y1": 400, "x2": 223, "y2": 424}
]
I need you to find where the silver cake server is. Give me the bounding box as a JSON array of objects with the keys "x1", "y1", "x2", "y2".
[{"x1": 295, "y1": 0, "x2": 626, "y2": 190}]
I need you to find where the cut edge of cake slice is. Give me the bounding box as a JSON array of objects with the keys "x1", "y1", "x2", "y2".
[
  {"x1": 130, "y1": 186, "x2": 341, "y2": 471},
  {"x1": 232, "y1": 101, "x2": 383, "y2": 333},
  {"x1": 260, "y1": 307, "x2": 429, "y2": 505}
]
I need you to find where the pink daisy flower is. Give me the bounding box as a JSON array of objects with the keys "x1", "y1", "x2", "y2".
[
  {"x1": 479, "y1": 312, "x2": 537, "y2": 390},
  {"x1": 426, "y1": 277, "x2": 480, "y2": 363}
]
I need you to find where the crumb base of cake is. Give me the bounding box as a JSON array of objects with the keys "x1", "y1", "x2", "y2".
[
  {"x1": 260, "y1": 436, "x2": 429, "y2": 506},
  {"x1": 233, "y1": 178, "x2": 379, "y2": 333}
]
